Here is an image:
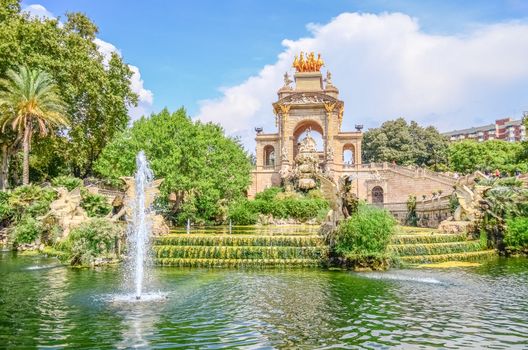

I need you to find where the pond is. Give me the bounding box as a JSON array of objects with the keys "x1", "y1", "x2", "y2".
[{"x1": 1, "y1": 252, "x2": 527, "y2": 349}]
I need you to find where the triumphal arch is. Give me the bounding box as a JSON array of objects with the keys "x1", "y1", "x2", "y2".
[{"x1": 249, "y1": 52, "x2": 363, "y2": 197}]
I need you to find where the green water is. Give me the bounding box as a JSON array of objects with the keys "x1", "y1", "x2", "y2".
[{"x1": 1, "y1": 252, "x2": 527, "y2": 349}]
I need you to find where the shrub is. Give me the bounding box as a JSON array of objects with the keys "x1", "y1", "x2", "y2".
[
  {"x1": 10, "y1": 216, "x2": 42, "y2": 244},
  {"x1": 0, "y1": 191, "x2": 12, "y2": 222},
  {"x1": 504, "y1": 217, "x2": 528, "y2": 251},
  {"x1": 80, "y1": 191, "x2": 112, "y2": 217},
  {"x1": 8, "y1": 185, "x2": 56, "y2": 220},
  {"x1": 228, "y1": 200, "x2": 258, "y2": 225},
  {"x1": 334, "y1": 203, "x2": 396, "y2": 258},
  {"x1": 51, "y1": 176, "x2": 83, "y2": 191},
  {"x1": 255, "y1": 187, "x2": 283, "y2": 201},
  {"x1": 57, "y1": 218, "x2": 123, "y2": 266},
  {"x1": 306, "y1": 189, "x2": 325, "y2": 200}
]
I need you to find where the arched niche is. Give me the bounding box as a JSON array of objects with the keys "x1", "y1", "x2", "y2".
[{"x1": 263, "y1": 145, "x2": 275, "y2": 168}]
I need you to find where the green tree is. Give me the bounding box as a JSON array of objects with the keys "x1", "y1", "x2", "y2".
[
  {"x1": 94, "y1": 108, "x2": 252, "y2": 225},
  {"x1": 362, "y1": 118, "x2": 449, "y2": 169},
  {"x1": 0, "y1": 2, "x2": 138, "y2": 181},
  {"x1": 448, "y1": 140, "x2": 527, "y2": 174},
  {"x1": 0, "y1": 66, "x2": 68, "y2": 184}
]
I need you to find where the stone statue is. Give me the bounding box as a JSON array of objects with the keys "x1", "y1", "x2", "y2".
[
  {"x1": 325, "y1": 70, "x2": 333, "y2": 85},
  {"x1": 292, "y1": 52, "x2": 324, "y2": 72},
  {"x1": 281, "y1": 144, "x2": 289, "y2": 161},
  {"x1": 283, "y1": 72, "x2": 292, "y2": 88}
]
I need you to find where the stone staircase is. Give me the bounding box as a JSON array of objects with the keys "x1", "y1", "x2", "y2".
[
  {"x1": 389, "y1": 228, "x2": 496, "y2": 265},
  {"x1": 152, "y1": 228, "x2": 328, "y2": 268}
]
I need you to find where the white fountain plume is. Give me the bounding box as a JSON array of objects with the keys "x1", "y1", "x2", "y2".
[{"x1": 128, "y1": 151, "x2": 154, "y2": 300}]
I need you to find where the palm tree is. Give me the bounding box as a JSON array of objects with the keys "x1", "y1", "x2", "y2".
[{"x1": 0, "y1": 66, "x2": 68, "y2": 185}]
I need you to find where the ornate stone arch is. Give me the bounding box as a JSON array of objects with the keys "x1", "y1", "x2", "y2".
[{"x1": 292, "y1": 119, "x2": 324, "y2": 158}]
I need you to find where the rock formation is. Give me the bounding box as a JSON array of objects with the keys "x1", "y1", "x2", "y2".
[{"x1": 45, "y1": 187, "x2": 89, "y2": 238}]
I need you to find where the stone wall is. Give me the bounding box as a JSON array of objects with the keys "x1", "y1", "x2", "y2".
[{"x1": 380, "y1": 195, "x2": 452, "y2": 228}]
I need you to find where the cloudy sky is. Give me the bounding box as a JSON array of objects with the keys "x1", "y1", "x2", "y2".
[{"x1": 22, "y1": 1, "x2": 528, "y2": 151}]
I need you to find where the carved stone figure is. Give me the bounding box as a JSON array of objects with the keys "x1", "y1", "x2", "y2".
[
  {"x1": 283, "y1": 72, "x2": 292, "y2": 88},
  {"x1": 281, "y1": 144, "x2": 289, "y2": 161},
  {"x1": 325, "y1": 70, "x2": 333, "y2": 85}
]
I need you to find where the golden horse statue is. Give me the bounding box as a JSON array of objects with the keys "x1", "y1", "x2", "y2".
[{"x1": 292, "y1": 51, "x2": 324, "y2": 72}]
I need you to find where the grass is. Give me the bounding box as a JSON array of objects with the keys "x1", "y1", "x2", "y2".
[
  {"x1": 153, "y1": 245, "x2": 329, "y2": 260},
  {"x1": 155, "y1": 258, "x2": 322, "y2": 268},
  {"x1": 399, "y1": 250, "x2": 496, "y2": 264},
  {"x1": 154, "y1": 234, "x2": 323, "y2": 247}
]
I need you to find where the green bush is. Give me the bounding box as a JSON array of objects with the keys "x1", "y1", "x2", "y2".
[
  {"x1": 255, "y1": 187, "x2": 283, "y2": 201},
  {"x1": 80, "y1": 191, "x2": 112, "y2": 217},
  {"x1": 57, "y1": 218, "x2": 122, "y2": 266},
  {"x1": 227, "y1": 200, "x2": 258, "y2": 225},
  {"x1": 504, "y1": 217, "x2": 528, "y2": 251},
  {"x1": 0, "y1": 191, "x2": 12, "y2": 222},
  {"x1": 51, "y1": 176, "x2": 83, "y2": 191},
  {"x1": 228, "y1": 192, "x2": 329, "y2": 224},
  {"x1": 334, "y1": 203, "x2": 396, "y2": 258},
  {"x1": 8, "y1": 185, "x2": 56, "y2": 220},
  {"x1": 10, "y1": 216, "x2": 42, "y2": 244}
]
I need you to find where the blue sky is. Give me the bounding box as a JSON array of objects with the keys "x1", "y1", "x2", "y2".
[{"x1": 22, "y1": 1, "x2": 528, "y2": 149}]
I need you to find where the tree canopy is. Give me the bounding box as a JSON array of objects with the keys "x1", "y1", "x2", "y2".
[
  {"x1": 448, "y1": 140, "x2": 527, "y2": 174},
  {"x1": 0, "y1": 0, "x2": 138, "y2": 184},
  {"x1": 94, "y1": 108, "x2": 252, "y2": 225},
  {"x1": 362, "y1": 118, "x2": 449, "y2": 169}
]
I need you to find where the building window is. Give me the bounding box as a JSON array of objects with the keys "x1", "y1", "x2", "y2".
[{"x1": 342, "y1": 143, "x2": 355, "y2": 167}]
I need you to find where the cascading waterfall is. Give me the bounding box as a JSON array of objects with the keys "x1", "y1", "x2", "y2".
[{"x1": 127, "y1": 151, "x2": 154, "y2": 300}]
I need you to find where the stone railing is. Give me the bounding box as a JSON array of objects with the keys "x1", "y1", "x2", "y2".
[
  {"x1": 338, "y1": 162, "x2": 457, "y2": 186},
  {"x1": 380, "y1": 194, "x2": 452, "y2": 228}
]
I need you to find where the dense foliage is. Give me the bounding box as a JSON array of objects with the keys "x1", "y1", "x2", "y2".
[
  {"x1": 504, "y1": 217, "x2": 528, "y2": 253},
  {"x1": 362, "y1": 118, "x2": 449, "y2": 169},
  {"x1": 94, "y1": 108, "x2": 252, "y2": 225},
  {"x1": 1, "y1": 184, "x2": 57, "y2": 245},
  {"x1": 51, "y1": 176, "x2": 82, "y2": 191},
  {"x1": 56, "y1": 218, "x2": 123, "y2": 266},
  {"x1": 334, "y1": 203, "x2": 396, "y2": 260},
  {"x1": 0, "y1": 1, "x2": 138, "y2": 185},
  {"x1": 80, "y1": 190, "x2": 112, "y2": 217},
  {"x1": 448, "y1": 140, "x2": 527, "y2": 174},
  {"x1": 479, "y1": 177, "x2": 528, "y2": 253},
  {"x1": 228, "y1": 187, "x2": 329, "y2": 225}
]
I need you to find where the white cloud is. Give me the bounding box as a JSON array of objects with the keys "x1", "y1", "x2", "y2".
[
  {"x1": 92, "y1": 38, "x2": 153, "y2": 119},
  {"x1": 23, "y1": 4, "x2": 54, "y2": 19},
  {"x1": 22, "y1": 4, "x2": 153, "y2": 120},
  {"x1": 196, "y1": 12, "x2": 528, "y2": 152}
]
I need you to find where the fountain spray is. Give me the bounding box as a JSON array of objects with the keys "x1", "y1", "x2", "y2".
[{"x1": 128, "y1": 151, "x2": 154, "y2": 300}]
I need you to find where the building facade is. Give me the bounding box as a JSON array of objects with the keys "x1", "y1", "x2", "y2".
[
  {"x1": 249, "y1": 53, "x2": 362, "y2": 197},
  {"x1": 248, "y1": 53, "x2": 458, "y2": 220},
  {"x1": 443, "y1": 116, "x2": 527, "y2": 142}
]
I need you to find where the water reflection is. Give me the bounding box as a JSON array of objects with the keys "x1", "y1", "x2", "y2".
[{"x1": 1, "y1": 255, "x2": 528, "y2": 348}]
